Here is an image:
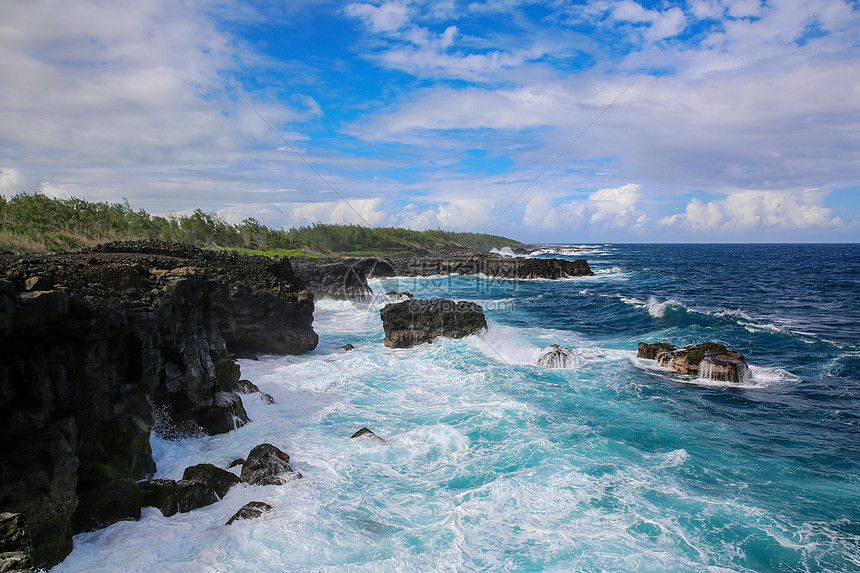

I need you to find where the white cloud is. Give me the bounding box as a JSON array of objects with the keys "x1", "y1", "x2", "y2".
[
  {"x1": 612, "y1": 2, "x2": 687, "y2": 42},
  {"x1": 661, "y1": 190, "x2": 845, "y2": 232},
  {"x1": 588, "y1": 184, "x2": 645, "y2": 226},
  {"x1": 290, "y1": 198, "x2": 389, "y2": 227},
  {"x1": 344, "y1": 1, "x2": 410, "y2": 32}
]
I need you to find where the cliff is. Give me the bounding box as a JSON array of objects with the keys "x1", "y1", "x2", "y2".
[{"x1": 0, "y1": 241, "x2": 317, "y2": 569}]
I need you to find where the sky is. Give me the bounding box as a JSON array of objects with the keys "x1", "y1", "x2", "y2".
[{"x1": 1, "y1": 0, "x2": 858, "y2": 243}]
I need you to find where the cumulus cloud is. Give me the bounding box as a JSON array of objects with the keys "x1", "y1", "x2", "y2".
[
  {"x1": 660, "y1": 190, "x2": 845, "y2": 232},
  {"x1": 344, "y1": 1, "x2": 410, "y2": 32},
  {"x1": 612, "y1": 2, "x2": 688, "y2": 42}
]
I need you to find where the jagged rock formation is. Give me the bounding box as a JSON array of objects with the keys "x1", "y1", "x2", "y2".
[
  {"x1": 638, "y1": 342, "x2": 751, "y2": 383},
  {"x1": 240, "y1": 443, "x2": 297, "y2": 486},
  {"x1": 289, "y1": 257, "x2": 373, "y2": 302},
  {"x1": 537, "y1": 344, "x2": 580, "y2": 368},
  {"x1": 0, "y1": 241, "x2": 317, "y2": 570},
  {"x1": 380, "y1": 299, "x2": 487, "y2": 348}
]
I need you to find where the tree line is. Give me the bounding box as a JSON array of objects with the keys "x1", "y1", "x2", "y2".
[{"x1": 0, "y1": 193, "x2": 523, "y2": 255}]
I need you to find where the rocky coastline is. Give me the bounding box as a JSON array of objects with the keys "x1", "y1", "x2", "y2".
[
  {"x1": 0, "y1": 241, "x2": 592, "y2": 570},
  {"x1": 292, "y1": 251, "x2": 593, "y2": 301},
  {"x1": 0, "y1": 241, "x2": 317, "y2": 570}
]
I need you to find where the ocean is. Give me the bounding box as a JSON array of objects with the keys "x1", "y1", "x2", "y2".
[{"x1": 53, "y1": 244, "x2": 860, "y2": 572}]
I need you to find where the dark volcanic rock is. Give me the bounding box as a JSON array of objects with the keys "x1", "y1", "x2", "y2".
[
  {"x1": 638, "y1": 342, "x2": 751, "y2": 383},
  {"x1": 386, "y1": 291, "x2": 414, "y2": 300},
  {"x1": 225, "y1": 501, "x2": 272, "y2": 525},
  {"x1": 341, "y1": 343, "x2": 355, "y2": 352},
  {"x1": 385, "y1": 252, "x2": 593, "y2": 279},
  {"x1": 240, "y1": 444, "x2": 295, "y2": 486},
  {"x1": 0, "y1": 512, "x2": 33, "y2": 572},
  {"x1": 289, "y1": 257, "x2": 372, "y2": 302},
  {"x1": 228, "y1": 458, "x2": 245, "y2": 469},
  {"x1": 182, "y1": 463, "x2": 240, "y2": 499},
  {"x1": 233, "y1": 379, "x2": 260, "y2": 394},
  {"x1": 380, "y1": 299, "x2": 487, "y2": 348},
  {"x1": 175, "y1": 480, "x2": 219, "y2": 514},
  {"x1": 0, "y1": 241, "x2": 318, "y2": 568},
  {"x1": 139, "y1": 479, "x2": 180, "y2": 517},
  {"x1": 350, "y1": 427, "x2": 385, "y2": 443}
]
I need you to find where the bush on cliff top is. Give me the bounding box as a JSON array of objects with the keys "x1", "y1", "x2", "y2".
[{"x1": 0, "y1": 193, "x2": 522, "y2": 255}]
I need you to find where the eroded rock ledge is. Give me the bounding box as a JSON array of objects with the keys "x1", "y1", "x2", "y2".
[
  {"x1": 0, "y1": 241, "x2": 317, "y2": 570},
  {"x1": 291, "y1": 252, "x2": 593, "y2": 301}
]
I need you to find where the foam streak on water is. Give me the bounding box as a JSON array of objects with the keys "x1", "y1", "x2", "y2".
[{"x1": 53, "y1": 245, "x2": 860, "y2": 573}]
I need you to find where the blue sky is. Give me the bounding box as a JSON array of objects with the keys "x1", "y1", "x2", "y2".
[{"x1": 1, "y1": 0, "x2": 858, "y2": 242}]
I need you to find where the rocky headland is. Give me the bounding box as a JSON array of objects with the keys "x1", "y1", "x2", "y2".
[
  {"x1": 0, "y1": 241, "x2": 317, "y2": 569},
  {"x1": 292, "y1": 251, "x2": 593, "y2": 301}
]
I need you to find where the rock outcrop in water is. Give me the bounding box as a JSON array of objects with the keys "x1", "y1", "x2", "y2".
[
  {"x1": 537, "y1": 344, "x2": 578, "y2": 368},
  {"x1": 638, "y1": 342, "x2": 750, "y2": 383},
  {"x1": 385, "y1": 251, "x2": 593, "y2": 279},
  {"x1": 380, "y1": 298, "x2": 487, "y2": 348},
  {"x1": 290, "y1": 253, "x2": 593, "y2": 301},
  {"x1": 0, "y1": 241, "x2": 317, "y2": 570}
]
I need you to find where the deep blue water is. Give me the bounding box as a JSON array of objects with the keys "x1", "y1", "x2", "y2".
[{"x1": 55, "y1": 244, "x2": 860, "y2": 573}]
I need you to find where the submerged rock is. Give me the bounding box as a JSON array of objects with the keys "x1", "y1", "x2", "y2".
[
  {"x1": 350, "y1": 427, "x2": 386, "y2": 443},
  {"x1": 240, "y1": 444, "x2": 296, "y2": 486},
  {"x1": 639, "y1": 342, "x2": 751, "y2": 383},
  {"x1": 380, "y1": 298, "x2": 487, "y2": 348},
  {"x1": 341, "y1": 343, "x2": 355, "y2": 352},
  {"x1": 536, "y1": 344, "x2": 579, "y2": 368},
  {"x1": 225, "y1": 501, "x2": 272, "y2": 525}
]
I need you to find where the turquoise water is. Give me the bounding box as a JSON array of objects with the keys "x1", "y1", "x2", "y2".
[{"x1": 54, "y1": 244, "x2": 860, "y2": 572}]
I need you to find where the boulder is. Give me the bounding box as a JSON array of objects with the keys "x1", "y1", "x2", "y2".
[
  {"x1": 182, "y1": 463, "x2": 240, "y2": 498},
  {"x1": 537, "y1": 344, "x2": 579, "y2": 368},
  {"x1": 138, "y1": 479, "x2": 179, "y2": 517},
  {"x1": 228, "y1": 458, "x2": 245, "y2": 469},
  {"x1": 225, "y1": 501, "x2": 272, "y2": 525},
  {"x1": 175, "y1": 480, "x2": 219, "y2": 513},
  {"x1": 240, "y1": 444, "x2": 295, "y2": 486},
  {"x1": 341, "y1": 343, "x2": 355, "y2": 352},
  {"x1": 259, "y1": 392, "x2": 275, "y2": 405},
  {"x1": 639, "y1": 342, "x2": 751, "y2": 383},
  {"x1": 380, "y1": 299, "x2": 487, "y2": 348}
]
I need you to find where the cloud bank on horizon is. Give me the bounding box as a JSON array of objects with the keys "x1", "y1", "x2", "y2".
[{"x1": 0, "y1": 0, "x2": 858, "y2": 242}]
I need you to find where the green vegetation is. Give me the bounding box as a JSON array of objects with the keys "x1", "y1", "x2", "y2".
[
  {"x1": 682, "y1": 343, "x2": 728, "y2": 365},
  {"x1": 0, "y1": 192, "x2": 524, "y2": 255}
]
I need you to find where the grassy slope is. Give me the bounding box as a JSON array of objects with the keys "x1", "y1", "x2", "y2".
[{"x1": 0, "y1": 193, "x2": 524, "y2": 256}]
